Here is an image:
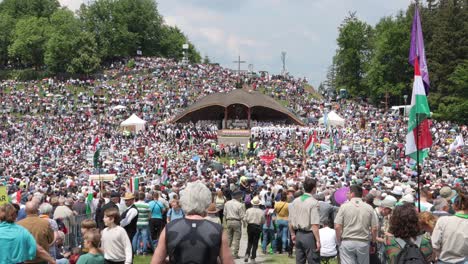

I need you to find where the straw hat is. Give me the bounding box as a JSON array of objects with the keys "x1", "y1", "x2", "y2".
[
  {"x1": 206, "y1": 203, "x2": 219, "y2": 214},
  {"x1": 123, "y1": 193, "x2": 135, "y2": 200},
  {"x1": 440, "y1": 186, "x2": 456, "y2": 201},
  {"x1": 374, "y1": 195, "x2": 397, "y2": 209},
  {"x1": 251, "y1": 196, "x2": 261, "y2": 206}
]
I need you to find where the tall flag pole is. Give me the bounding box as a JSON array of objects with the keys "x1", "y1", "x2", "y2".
[{"x1": 406, "y1": 6, "x2": 433, "y2": 212}]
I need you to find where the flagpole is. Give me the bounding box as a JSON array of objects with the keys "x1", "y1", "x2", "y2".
[
  {"x1": 416, "y1": 115, "x2": 421, "y2": 212},
  {"x1": 302, "y1": 133, "x2": 306, "y2": 175}
]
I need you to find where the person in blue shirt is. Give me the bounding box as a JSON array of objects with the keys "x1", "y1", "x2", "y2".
[
  {"x1": 0, "y1": 203, "x2": 56, "y2": 264},
  {"x1": 262, "y1": 206, "x2": 277, "y2": 254},
  {"x1": 148, "y1": 192, "x2": 166, "y2": 242},
  {"x1": 167, "y1": 199, "x2": 185, "y2": 222}
]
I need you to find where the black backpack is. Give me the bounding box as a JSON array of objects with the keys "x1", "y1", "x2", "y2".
[{"x1": 395, "y1": 238, "x2": 427, "y2": 264}]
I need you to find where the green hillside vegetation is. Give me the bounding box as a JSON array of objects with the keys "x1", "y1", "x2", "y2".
[
  {"x1": 0, "y1": 0, "x2": 201, "y2": 74},
  {"x1": 323, "y1": 1, "x2": 467, "y2": 123}
]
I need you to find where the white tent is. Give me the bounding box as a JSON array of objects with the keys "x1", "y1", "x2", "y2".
[
  {"x1": 111, "y1": 105, "x2": 127, "y2": 111},
  {"x1": 120, "y1": 114, "x2": 147, "y2": 133},
  {"x1": 319, "y1": 111, "x2": 345, "y2": 127}
]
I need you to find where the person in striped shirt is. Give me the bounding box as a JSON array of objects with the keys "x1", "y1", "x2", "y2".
[{"x1": 133, "y1": 192, "x2": 151, "y2": 255}]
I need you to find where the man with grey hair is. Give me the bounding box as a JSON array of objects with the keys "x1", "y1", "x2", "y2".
[
  {"x1": 152, "y1": 182, "x2": 233, "y2": 264},
  {"x1": 18, "y1": 201, "x2": 55, "y2": 264},
  {"x1": 432, "y1": 198, "x2": 451, "y2": 217},
  {"x1": 224, "y1": 190, "x2": 245, "y2": 259}
]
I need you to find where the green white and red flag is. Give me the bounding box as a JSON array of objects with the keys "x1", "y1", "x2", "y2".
[
  {"x1": 304, "y1": 131, "x2": 317, "y2": 156},
  {"x1": 129, "y1": 176, "x2": 139, "y2": 193},
  {"x1": 405, "y1": 7, "x2": 432, "y2": 163},
  {"x1": 405, "y1": 28, "x2": 433, "y2": 163}
]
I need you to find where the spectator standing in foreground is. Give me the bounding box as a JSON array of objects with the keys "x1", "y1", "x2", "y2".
[
  {"x1": 0, "y1": 204, "x2": 56, "y2": 264},
  {"x1": 101, "y1": 208, "x2": 133, "y2": 264},
  {"x1": 18, "y1": 201, "x2": 55, "y2": 264},
  {"x1": 261, "y1": 204, "x2": 277, "y2": 255},
  {"x1": 274, "y1": 192, "x2": 289, "y2": 254},
  {"x1": 319, "y1": 219, "x2": 337, "y2": 259},
  {"x1": 151, "y1": 182, "x2": 233, "y2": 264},
  {"x1": 97, "y1": 192, "x2": 120, "y2": 230},
  {"x1": 384, "y1": 203, "x2": 433, "y2": 264},
  {"x1": 205, "y1": 203, "x2": 221, "y2": 224},
  {"x1": 224, "y1": 190, "x2": 246, "y2": 259},
  {"x1": 432, "y1": 191, "x2": 468, "y2": 264},
  {"x1": 148, "y1": 192, "x2": 165, "y2": 243},
  {"x1": 167, "y1": 199, "x2": 184, "y2": 222},
  {"x1": 77, "y1": 229, "x2": 105, "y2": 264},
  {"x1": 215, "y1": 190, "x2": 227, "y2": 223},
  {"x1": 133, "y1": 192, "x2": 151, "y2": 255},
  {"x1": 335, "y1": 185, "x2": 378, "y2": 264},
  {"x1": 120, "y1": 193, "x2": 139, "y2": 243},
  {"x1": 243, "y1": 196, "x2": 265, "y2": 263},
  {"x1": 288, "y1": 178, "x2": 321, "y2": 264}
]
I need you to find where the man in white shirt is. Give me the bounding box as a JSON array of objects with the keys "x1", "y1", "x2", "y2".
[{"x1": 319, "y1": 220, "x2": 337, "y2": 258}]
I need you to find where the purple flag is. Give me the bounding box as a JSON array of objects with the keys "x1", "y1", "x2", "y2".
[{"x1": 409, "y1": 6, "x2": 430, "y2": 95}]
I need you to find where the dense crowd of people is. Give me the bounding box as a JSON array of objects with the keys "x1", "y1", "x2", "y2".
[{"x1": 0, "y1": 57, "x2": 467, "y2": 264}]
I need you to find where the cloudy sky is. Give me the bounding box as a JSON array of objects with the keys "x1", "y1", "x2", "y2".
[{"x1": 61, "y1": 0, "x2": 410, "y2": 87}]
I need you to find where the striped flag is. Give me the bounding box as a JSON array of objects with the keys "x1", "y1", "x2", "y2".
[
  {"x1": 304, "y1": 131, "x2": 318, "y2": 156},
  {"x1": 405, "y1": 8, "x2": 432, "y2": 163},
  {"x1": 129, "y1": 177, "x2": 139, "y2": 193},
  {"x1": 93, "y1": 136, "x2": 100, "y2": 151}
]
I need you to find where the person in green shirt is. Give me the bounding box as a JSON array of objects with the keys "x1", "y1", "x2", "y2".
[{"x1": 77, "y1": 229, "x2": 105, "y2": 264}]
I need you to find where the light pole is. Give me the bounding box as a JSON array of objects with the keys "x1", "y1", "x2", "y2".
[
  {"x1": 182, "y1": 44, "x2": 189, "y2": 65},
  {"x1": 403, "y1": 94, "x2": 408, "y2": 117}
]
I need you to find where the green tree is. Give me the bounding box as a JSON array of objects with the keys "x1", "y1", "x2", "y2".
[
  {"x1": 156, "y1": 25, "x2": 201, "y2": 62},
  {"x1": 324, "y1": 60, "x2": 337, "y2": 93},
  {"x1": 187, "y1": 43, "x2": 201, "y2": 63},
  {"x1": 67, "y1": 32, "x2": 101, "y2": 75},
  {"x1": 364, "y1": 12, "x2": 413, "y2": 105},
  {"x1": 113, "y1": 0, "x2": 163, "y2": 56},
  {"x1": 8, "y1": 16, "x2": 50, "y2": 67},
  {"x1": 436, "y1": 60, "x2": 468, "y2": 123},
  {"x1": 0, "y1": 0, "x2": 60, "y2": 19},
  {"x1": 0, "y1": 14, "x2": 15, "y2": 66},
  {"x1": 334, "y1": 12, "x2": 373, "y2": 97},
  {"x1": 79, "y1": 0, "x2": 165, "y2": 60},
  {"x1": 44, "y1": 9, "x2": 81, "y2": 73},
  {"x1": 79, "y1": 0, "x2": 135, "y2": 59}
]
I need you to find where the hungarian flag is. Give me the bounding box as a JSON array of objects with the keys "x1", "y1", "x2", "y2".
[
  {"x1": 93, "y1": 136, "x2": 100, "y2": 151},
  {"x1": 129, "y1": 177, "x2": 139, "y2": 193},
  {"x1": 405, "y1": 7, "x2": 432, "y2": 163},
  {"x1": 304, "y1": 131, "x2": 318, "y2": 156}
]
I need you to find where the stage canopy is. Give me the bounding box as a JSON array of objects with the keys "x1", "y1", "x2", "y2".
[
  {"x1": 172, "y1": 89, "x2": 304, "y2": 127},
  {"x1": 120, "y1": 114, "x2": 146, "y2": 132},
  {"x1": 319, "y1": 111, "x2": 345, "y2": 127}
]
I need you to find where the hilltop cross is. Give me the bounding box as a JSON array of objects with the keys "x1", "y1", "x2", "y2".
[{"x1": 233, "y1": 55, "x2": 246, "y2": 74}]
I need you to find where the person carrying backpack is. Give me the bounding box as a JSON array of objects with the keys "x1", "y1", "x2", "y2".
[{"x1": 384, "y1": 203, "x2": 433, "y2": 264}]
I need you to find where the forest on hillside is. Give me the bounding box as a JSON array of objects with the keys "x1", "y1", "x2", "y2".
[
  {"x1": 323, "y1": 0, "x2": 467, "y2": 123},
  {"x1": 0, "y1": 0, "x2": 201, "y2": 74}
]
